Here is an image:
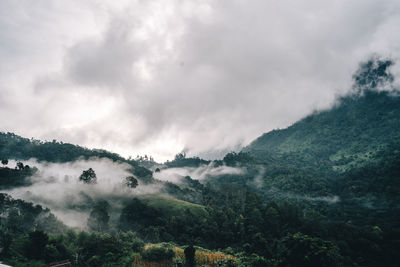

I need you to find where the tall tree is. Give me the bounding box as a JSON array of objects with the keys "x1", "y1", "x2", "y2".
[
  {"x1": 87, "y1": 200, "x2": 110, "y2": 232},
  {"x1": 184, "y1": 245, "x2": 196, "y2": 267}
]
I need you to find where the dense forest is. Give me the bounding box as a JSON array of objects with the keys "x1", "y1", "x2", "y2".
[{"x1": 0, "y1": 57, "x2": 400, "y2": 266}]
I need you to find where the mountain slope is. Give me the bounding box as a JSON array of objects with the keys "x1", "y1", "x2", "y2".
[
  {"x1": 244, "y1": 89, "x2": 400, "y2": 172},
  {"x1": 0, "y1": 132, "x2": 154, "y2": 183}
]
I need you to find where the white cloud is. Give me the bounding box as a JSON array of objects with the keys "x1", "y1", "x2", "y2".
[
  {"x1": 1, "y1": 0, "x2": 399, "y2": 161},
  {"x1": 4, "y1": 158, "x2": 161, "y2": 228},
  {"x1": 154, "y1": 162, "x2": 244, "y2": 183}
]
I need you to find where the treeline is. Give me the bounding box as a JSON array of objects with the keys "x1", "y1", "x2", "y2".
[
  {"x1": 1, "y1": 186, "x2": 400, "y2": 266},
  {"x1": 0, "y1": 162, "x2": 36, "y2": 188},
  {"x1": 0, "y1": 132, "x2": 134, "y2": 165}
]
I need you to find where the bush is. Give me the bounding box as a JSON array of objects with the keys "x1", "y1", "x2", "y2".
[{"x1": 141, "y1": 246, "x2": 175, "y2": 261}]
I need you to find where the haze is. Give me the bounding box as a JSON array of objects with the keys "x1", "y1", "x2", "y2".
[{"x1": 1, "y1": 0, "x2": 400, "y2": 161}]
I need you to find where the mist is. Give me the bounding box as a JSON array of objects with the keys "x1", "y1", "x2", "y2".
[
  {"x1": 1, "y1": 0, "x2": 400, "y2": 161},
  {"x1": 153, "y1": 162, "x2": 245, "y2": 183},
  {"x1": 3, "y1": 158, "x2": 161, "y2": 228},
  {"x1": 265, "y1": 187, "x2": 341, "y2": 205}
]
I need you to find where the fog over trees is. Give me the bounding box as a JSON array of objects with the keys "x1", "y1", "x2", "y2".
[{"x1": 1, "y1": 1, "x2": 400, "y2": 266}]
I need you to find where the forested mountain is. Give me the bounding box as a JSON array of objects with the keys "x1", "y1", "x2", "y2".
[
  {"x1": 235, "y1": 58, "x2": 400, "y2": 227},
  {"x1": 245, "y1": 58, "x2": 399, "y2": 171},
  {"x1": 229, "y1": 89, "x2": 400, "y2": 227},
  {"x1": 0, "y1": 58, "x2": 399, "y2": 266},
  {"x1": 0, "y1": 132, "x2": 154, "y2": 184},
  {"x1": 244, "y1": 89, "x2": 400, "y2": 172}
]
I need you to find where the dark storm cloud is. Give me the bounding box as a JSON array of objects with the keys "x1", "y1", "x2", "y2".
[{"x1": 1, "y1": 0, "x2": 400, "y2": 160}]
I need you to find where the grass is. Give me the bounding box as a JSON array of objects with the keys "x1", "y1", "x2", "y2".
[{"x1": 138, "y1": 194, "x2": 208, "y2": 217}]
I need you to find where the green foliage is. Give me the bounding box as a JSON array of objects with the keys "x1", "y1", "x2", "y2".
[
  {"x1": 141, "y1": 246, "x2": 175, "y2": 261},
  {"x1": 215, "y1": 258, "x2": 236, "y2": 267},
  {"x1": 277, "y1": 232, "x2": 343, "y2": 267},
  {"x1": 138, "y1": 195, "x2": 207, "y2": 218},
  {"x1": 87, "y1": 200, "x2": 110, "y2": 233},
  {"x1": 165, "y1": 152, "x2": 210, "y2": 168},
  {"x1": 73, "y1": 231, "x2": 145, "y2": 266},
  {"x1": 0, "y1": 193, "x2": 67, "y2": 234},
  {"x1": 125, "y1": 176, "x2": 139, "y2": 188},
  {"x1": 245, "y1": 89, "x2": 400, "y2": 174},
  {"x1": 0, "y1": 132, "x2": 155, "y2": 182},
  {"x1": 352, "y1": 56, "x2": 394, "y2": 92},
  {"x1": 1, "y1": 57, "x2": 400, "y2": 266},
  {"x1": 79, "y1": 168, "x2": 97, "y2": 184},
  {"x1": 131, "y1": 165, "x2": 154, "y2": 184},
  {"x1": 24, "y1": 230, "x2": 49, "y2": 260},
  {"x1": 235, "y1": 254, "x2": 269, "y2": 267},
  {"x1": 119, "y1": 198, "x2": 164, "y2": 234},
  {"x1": 223, "y1": 152, "x2": 253, "y2": 166},
  {"x1": 0, "y1": 132, "x2": 135, "y2": 164},
  {"x1": 0, "y1": 166, "x2": 36, "y2": 188}
]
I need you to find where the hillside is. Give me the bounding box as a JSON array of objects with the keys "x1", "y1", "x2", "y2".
[
  {"x1": 0, "y1": 58, "x2": 399, "y2": 266},
  {"x1": 244, "y1": 90, "x2": 400, "y2": 172},
  {"x1": 0, "y1": 132, "x2": 154, "y2": 183}
]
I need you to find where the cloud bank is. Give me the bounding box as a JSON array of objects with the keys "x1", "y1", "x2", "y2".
[
  {"x1": 1, "y1": 0, "x2": 400, "y2": 161},
  {"x1": 154, "y1": 163, "x2": 244, "y2": 183},
  {"x1": 4, "y1": 158, "x2": 160, "y2": 228}
]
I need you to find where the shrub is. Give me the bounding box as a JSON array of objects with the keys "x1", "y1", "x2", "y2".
[{"x1": 141, "y1": 246, "x2": 175, "y2": 261}]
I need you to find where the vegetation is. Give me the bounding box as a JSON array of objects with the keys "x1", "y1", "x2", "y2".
[
  {"x1": 126, "y1": 176, "x2": 139, "y2": 188},
  {"x1": 79, "y1": 168, "x2": 97, "y2": 184},
  {"x1": 0, "y1": 57, "x2": 399, "y2": 266},
  {"x1": 0, "y1": 163, "x2": 36, "y2": 188}
]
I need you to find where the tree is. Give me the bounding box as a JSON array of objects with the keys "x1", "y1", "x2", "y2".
[
  {"x1": 119, "y1": 198, "x2": 162, "y2": 232},
  {"x1": 352, "y1": 56, "x2": 394, "y2": 93},
  {"x1": 24, "y1": 230, "x2": 49, "y2": 260},
  {"x1": 1, "y1": 159, "x2": 8, "y2": 166},
  {"x1": 125, "y1": 176, "x2": 138, "y2": 188},
  {"x1": 16, "y1": 161, "x2": 24, "y2": 170},
  {"x1": 79, "y1": 168, "x2": 97, "y2": 184},
  {"x1": 87, "y1": 200, "x2": 110, "y2": 232},
  {"x1": 184, "y1": 245, "x2": 196, "y2": 267},
  {"x1": 175, "y1": 152, "x2": 186, "y2": 161},
  {"x1": 141, "y1": 246, "x2": 175, "y2": 262},
  {"x1": 277, "y1": 232, "x2": 343, "y2": 267}
]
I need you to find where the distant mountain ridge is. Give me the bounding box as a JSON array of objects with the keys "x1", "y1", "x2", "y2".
[{"x1": 0, "y1": 132, "x2": 155, "y2": 183}]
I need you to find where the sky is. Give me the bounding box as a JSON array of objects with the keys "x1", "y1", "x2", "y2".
[{"x1": 1, "y1": 0, "x2": 400, "y2": 162}]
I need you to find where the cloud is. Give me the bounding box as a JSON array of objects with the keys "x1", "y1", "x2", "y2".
[
  {"x1": 1, "y1": 0, "x2": 400, "y2": 161},
  {"x1": 153, "y1": 162, "x2": 244, "y2": 183},
  {"x1": 4, "y1": 158, "x2": 161, "y2": 228}
]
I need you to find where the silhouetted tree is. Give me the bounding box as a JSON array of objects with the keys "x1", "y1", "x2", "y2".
[
  {"x1": 125, "y1": 176, "x2": 138, "y2": 188},
  {"x1": 184, "y1": 245, "x2": 195, "y2": 267},
  {"x1": 79, "y1": 168, "x2": 97, "y2": 184},
  {"x1": 353, "y1": 56, "x2": 394, "y2": 92},
  {"x1": 16, "y1": 161, "x2": 24, "y2": 170}
]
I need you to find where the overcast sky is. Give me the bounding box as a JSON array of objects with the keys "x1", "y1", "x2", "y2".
[{"x1": 1, "y1": 0, "x2": 400, "y2": 161}]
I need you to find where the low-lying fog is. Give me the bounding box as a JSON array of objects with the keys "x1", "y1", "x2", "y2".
[
  {"x1": 3, "y1": 159, "x2": 340, "y2": 228},
  {"x1": 153, "y1": 162, "x2": 245, "y2": 183},
  {"x1": 4, "y1": 158, "x2": 160, "y2": 228}
]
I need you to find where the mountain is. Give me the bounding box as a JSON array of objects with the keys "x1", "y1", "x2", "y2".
[
  {"x1": 0, "y1": 57, "x2": 399, "y2": 266},
  {"x1": 244, "y1": 89, "x2": 400, "y2": 173},
  {"x1": 0, "y1": 132, "x2": 154, "y2": 183}
]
